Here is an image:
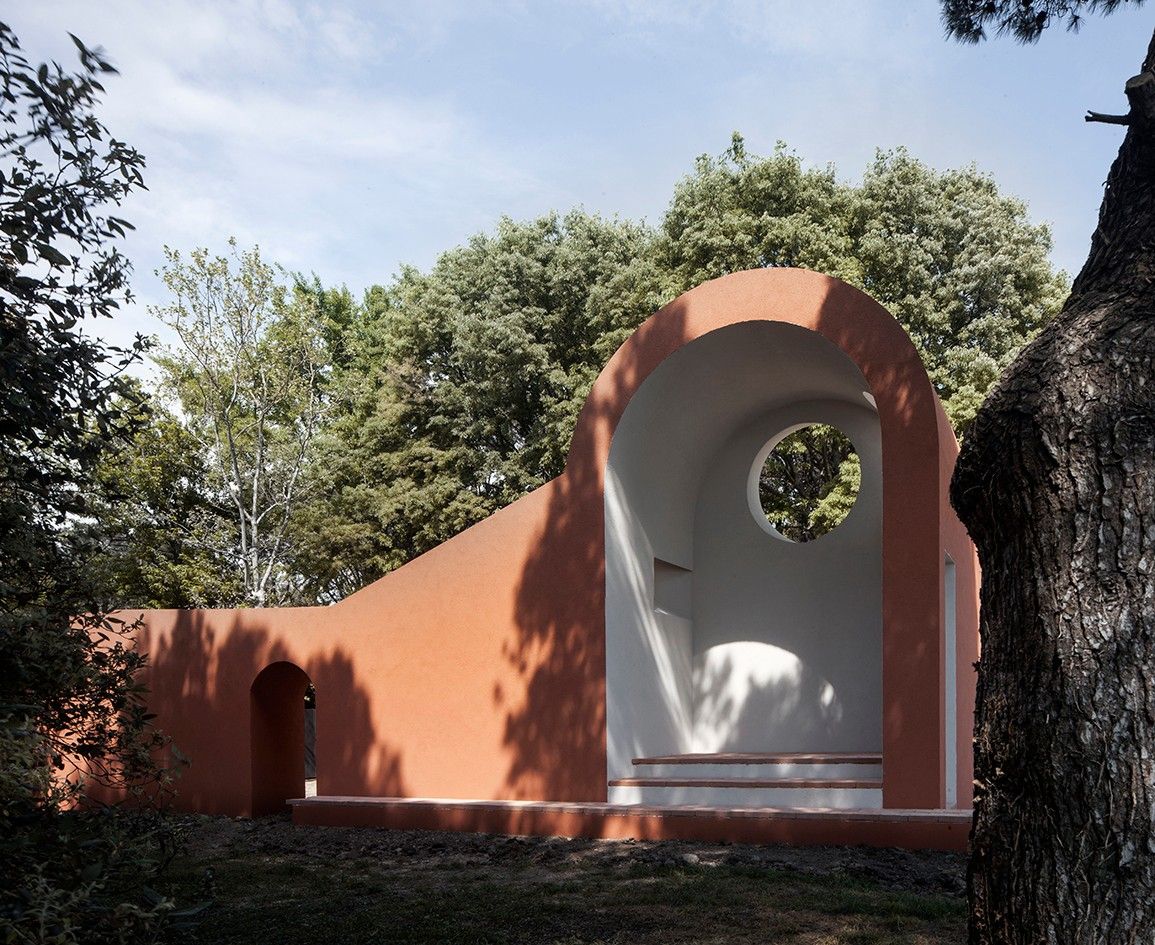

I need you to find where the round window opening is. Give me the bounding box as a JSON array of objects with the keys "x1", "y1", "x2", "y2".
[{"x1": 758, "y1": 423, "x2": 860, "y2": 543}]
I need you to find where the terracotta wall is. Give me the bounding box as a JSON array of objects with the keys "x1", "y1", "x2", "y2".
[
  {"x1": 123, "y1": 269, "x2": 980, "y2": 816},
  {"x1": 131, "y1": 478, "x2": 606, "y2": 815},
  {"x1": 937, "y1": 401, "x2": 982, "y2": 809}
]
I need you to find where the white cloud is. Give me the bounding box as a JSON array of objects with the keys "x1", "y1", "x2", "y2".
[
  {"x1": 580, "y1": 0, "x2": 938, "y2": 66},
  {"x1": 8, "y1": 0, "x2": 1144, "y2": 359},
  {"x1": 7, "y1": 0, "x2": 547, "y2": 351}
]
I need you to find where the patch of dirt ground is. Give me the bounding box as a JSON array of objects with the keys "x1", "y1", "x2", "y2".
[
  {"x1": 178, "y1": 815, "x2": 965, "y2": 897},
  {"x1": 162, "y1": 815, "x2": 968, "y2": 944}
]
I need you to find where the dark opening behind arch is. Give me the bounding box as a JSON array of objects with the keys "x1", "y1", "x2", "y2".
[{"x1": 250, "y1": 661, "x2": 312, "y2": 816}]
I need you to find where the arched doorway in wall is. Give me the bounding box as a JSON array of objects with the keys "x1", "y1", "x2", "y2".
[
  {"x1": 251, "y1": 661, "x2": 315, "y2": 816},
  {"x1": 604, "y1": 321, "x2": 884, "y2": 808}
]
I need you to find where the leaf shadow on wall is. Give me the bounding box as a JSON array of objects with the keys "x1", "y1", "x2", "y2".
[
  {"x1": 503, "y1": 302, "x2": 691, "y2": 801},
  {"x1": 137, "y1": 608, "x2": 406, "y2": 814}
]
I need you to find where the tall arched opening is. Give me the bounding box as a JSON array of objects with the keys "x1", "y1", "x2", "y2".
[
  {"x1": 604, "y1": 321, "x2": 884, "y2": 807},
  {"x1": 251, "y1": 661, "x2": 314, "y2": 816}
]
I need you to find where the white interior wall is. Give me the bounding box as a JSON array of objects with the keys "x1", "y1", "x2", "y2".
[
  {"x1": 604, "y1": 474, "x2": 693, "y2": 768},
  {"x1": 691, "y1": 399, "x2": 882, "y2": 752},
  {"x1": 605, "y1": 322, "x2": 883, "y2": 784}
]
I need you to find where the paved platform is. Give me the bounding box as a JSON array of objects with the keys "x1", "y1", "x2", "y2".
[{"x1": 289, "y1": 796, "x2": 972, "y2": 852}]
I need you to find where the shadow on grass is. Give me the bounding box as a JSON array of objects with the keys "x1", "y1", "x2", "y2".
[{"x1": 158, "y1": 819, "x2": 966, "y2": 945}]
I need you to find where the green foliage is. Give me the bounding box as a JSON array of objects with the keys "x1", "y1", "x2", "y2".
[
  {"x1": 0, "y1": 20, "x2": 144, "y2": 596},
  {"x1": 81, "y1": 389, "x2": 244, "y2": 609},
  {"x1": 810, "y1": 453, "x2": 862, "y2": 539},
  {"x1": 856, "y1": 149, "x2": 1067, "y2": 429},
  {"x1": 659, "y1": 138, "x2": 1069, "y2": 431},
  {"x1": 101, "y1": 137, "x2": 1067, "y2": 603},
  {"x1": 941, "y1": 0, "x2": 1145, "y2": 43},
  {"x1": 293, "y1": 138, "x2": 1064, "y2": 591},
  {"x1": 1, "y1": 620, "x2": 177, "y2": 943},
  {"x1": 289, "y1": 211, "x2": 662, "y2": 601},
  {"x1": 151, "y1": 242, "x2": 329, "y2": 607},
  {"x1": 658, "y1": 135, "x2": 860, "y2": 287},
  {"x1": 0, "y1": 21, "x2": 179, "y2": 943},
  {"x1": 4, "y1": 812, "x2": 176, "y2": 945},
  {"x1": 758, "y1": 426, "x2": 860, "y2": 543}
]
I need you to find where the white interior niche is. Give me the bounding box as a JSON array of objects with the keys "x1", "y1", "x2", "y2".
[{"x1": 604, "y1": 321, "x2": 883, "y2": 782}]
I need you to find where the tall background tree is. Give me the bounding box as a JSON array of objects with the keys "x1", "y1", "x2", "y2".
[
  {"x1": 284, "y1": 140, "x2": 1066, "y2": 601},
  {"x1": 659, "y1": 137, "x2": 1067, "y2": 430},
  {"x1": 943, "y1": 1, "x2": 1155, "y2": 941},
  {"x1": 80, "y1": 387, "x2": 243, "y2": 610},
  {"x1": 98, "y1": 138, "x2": 1069, "y2": 610},
  {"x1": 288, "y1": 211, "x2": 663, "y2": 602},
  {"x1": 152, "y1": 242, "x2": 328, "y2": 607},
  {"x1": 0, "y1": 22, "x2": 177, "y2": 942}
]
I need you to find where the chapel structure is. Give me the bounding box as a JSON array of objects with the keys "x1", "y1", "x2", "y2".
[{"x1": 120, "y1": 269, "x2": 979, "y2": 850}]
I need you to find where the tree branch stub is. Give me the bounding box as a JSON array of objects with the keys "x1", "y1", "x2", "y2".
[{"x1": 1085, "y1": 111, "x2": 1132, "y2": 125}]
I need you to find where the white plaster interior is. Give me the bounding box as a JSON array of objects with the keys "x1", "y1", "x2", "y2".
[
  {"x1": 604, "y1": 321, "x2": 883, "y2": 803},
  {"x1": 628, "y1": 759, "x2": 882, "y2": 780},
  {"x1": 607, "y1": 784, "x2": 884, "y2": 808}
]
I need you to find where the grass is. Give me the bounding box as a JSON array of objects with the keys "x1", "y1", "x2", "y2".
[{"x1": 157, "y1": 821, "x2": 965, "y2": 944}]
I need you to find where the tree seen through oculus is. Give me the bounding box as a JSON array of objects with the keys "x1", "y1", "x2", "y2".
[{"x1": 758, "y1": 424, "x2": 860, "y2": 543}]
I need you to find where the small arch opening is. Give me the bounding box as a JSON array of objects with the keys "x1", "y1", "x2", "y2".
[
  {"x1": 250, "y1": 662, "x2": 313, "y2": 816},
  {"x1": 754, "y1": 423, "x2": 860, "y2": 542}
]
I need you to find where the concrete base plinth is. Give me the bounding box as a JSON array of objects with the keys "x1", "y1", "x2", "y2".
[{"x1": 289, "y1": 796, "x2": 971, "y2": 852}]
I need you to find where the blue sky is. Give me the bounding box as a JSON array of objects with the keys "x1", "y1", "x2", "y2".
[{"x1": 10, "y1": 1, "x2": 1154, "y2": 349}]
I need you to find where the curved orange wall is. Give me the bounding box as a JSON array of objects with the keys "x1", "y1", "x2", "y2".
[{"x1": 125, "y1": 269, "x2": 979, "y2": 816}]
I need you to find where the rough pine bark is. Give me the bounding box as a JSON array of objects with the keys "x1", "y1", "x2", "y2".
[{"x1": 951, "y1": 31, "x2": 1155, "y2": 945}]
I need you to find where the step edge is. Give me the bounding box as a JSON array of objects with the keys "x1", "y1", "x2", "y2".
[
  {"x1": 289, "y1": 795, "x2": 971, "y2": 823},
  {"x1": 609, "y1": 778, "x2": 884, "y2": 789},
  {"x1": 631, "y1": 753, "x2": 882, "y2": 766}
]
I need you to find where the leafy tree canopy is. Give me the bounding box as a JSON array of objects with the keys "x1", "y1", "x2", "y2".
[
  {"x1": 284, "y1": 137, "x2": 1067, "y2": 599},
  {"x1": 288, "y1": 211, "x2": 662, "y2": 601},
  {"x1": 80, "y1": 386, "x2": 243, "y2": 610},
  {"x1": 94, "y1": 137, "x2": 1068, "y2": 607},
  {"x1": 0, "y1": 21, "x2": 177, "y2": 942},
  {"x1": 659, "y1": 136, "x2": 1069, "y2": 429},
  {"x1": 150, "y1": 242, "x2": 330, "y2": 607},
  {"x1": 0, "y1": 22, "x2": 144, "y2": 579}
]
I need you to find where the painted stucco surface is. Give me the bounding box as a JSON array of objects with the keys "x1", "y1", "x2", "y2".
[
  {"x1": 604, "y1": 321, "x2": 886, "y2": 795},
  {"x1": 120, "y1": 268, "x2": 979, "y2": 819}
]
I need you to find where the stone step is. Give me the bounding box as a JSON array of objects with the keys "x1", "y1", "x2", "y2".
[
  {"x1": 611, "y1": 777, "x2": 882, "y2": 789},
  {"x1": 633, "y1": 753, "x2": 883, "y2": 765},
  {"x1": 608, "y1": 775, "x2": 883, "y2": 809},
  {"x1": 630, "y1": 752, "x2": 882, "y2": 782}
]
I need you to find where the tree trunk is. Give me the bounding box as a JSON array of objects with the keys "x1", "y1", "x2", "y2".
[{"x1": 951, "y1": 31, "x2": 1155, "y2": 944}]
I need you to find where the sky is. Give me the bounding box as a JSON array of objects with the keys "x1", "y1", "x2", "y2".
[{"x1": 9, "y1": 0, "x2": 1155, "y2": 350}]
